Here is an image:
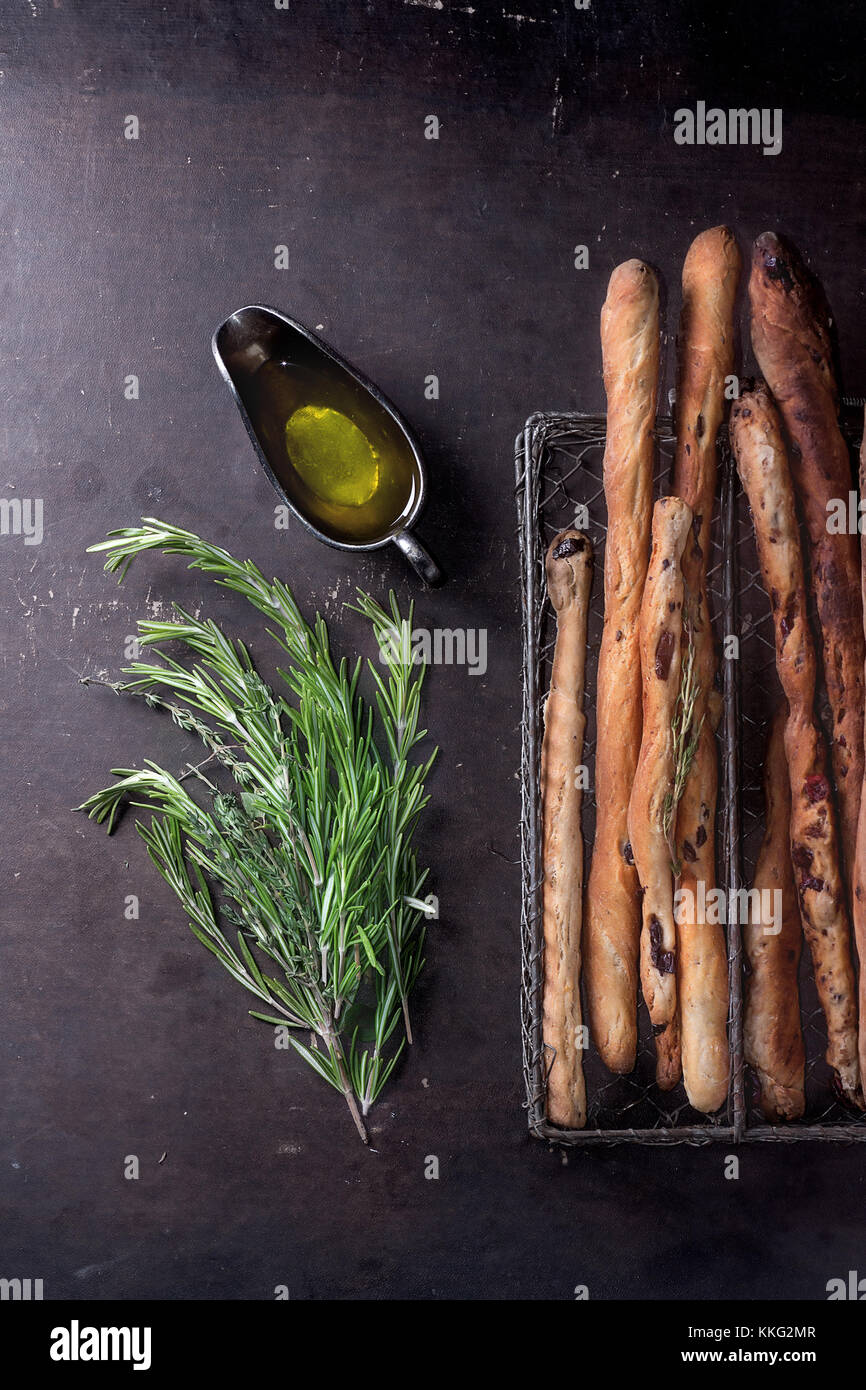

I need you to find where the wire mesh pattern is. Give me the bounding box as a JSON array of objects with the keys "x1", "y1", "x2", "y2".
[{"x1": 516, "y1": 410, "x2": 866, "y2": 1145}]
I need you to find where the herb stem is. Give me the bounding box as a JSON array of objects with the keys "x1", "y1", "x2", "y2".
[
  {"x1": 663, "y1": 604, "x2": 704, "y2": 878},
  {"x1": 323, "y1": 1022, "x2": 369, "y2": 1145}
]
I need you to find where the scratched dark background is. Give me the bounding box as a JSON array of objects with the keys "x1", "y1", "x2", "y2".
[{"x1": 2, "y1": 0, "x2": 865, "y2": 1301}]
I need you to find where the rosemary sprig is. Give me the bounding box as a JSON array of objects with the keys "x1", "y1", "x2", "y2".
[
  {"x1": 662, "y1": 612, "x2": 704, "y2": 878},
  {"x1": 77, "y1": 520, "x2": 437, "y2": 1144}
]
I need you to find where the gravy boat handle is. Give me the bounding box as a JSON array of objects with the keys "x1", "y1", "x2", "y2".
[{"x1": 393, "y1": 529, "x2": 443, "y2": 587}]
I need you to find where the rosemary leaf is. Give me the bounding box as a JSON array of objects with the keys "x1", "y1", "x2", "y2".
[{"x1": 663, "y1": 611, "x2": 705, "y2": 878}]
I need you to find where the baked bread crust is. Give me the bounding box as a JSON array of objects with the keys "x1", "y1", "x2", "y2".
[
  {"x1": 584, "y1": 259, "x2": 659, "y2": 1074},
  {"x1": 731, "y1": 382, "x2": 861, "y2": 1106},
  {"x1": 628, "y1": 497, "x2": 692, "y2": 1090},
  {"x1": 749, "y1": 232, "x2": 864, "y2": 884},
  {"x1": 672, "y1": 227, "x2": 739, "y2": 1114},
  {"x1": 853, "y1": 424, "x2": 866, "y2": 1093},
  {"x1": 744, "y1": 704, "x2": 806, "y2": 1122},
  {"x1": 541, "y1": 530, "x2": 593, "y2": 1128},
  {"x1": 674, "y1": 226, "x2": 740, "y2": 618}
]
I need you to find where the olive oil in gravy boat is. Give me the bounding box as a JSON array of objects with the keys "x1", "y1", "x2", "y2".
[{"x1": 212, "y1": 306, "x2": 443, "y2": 586}]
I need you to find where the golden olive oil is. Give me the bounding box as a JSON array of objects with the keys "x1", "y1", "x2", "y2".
[
  {"x1": 285, "y1": 405, "x2": 380, "y2": 508},
  {"x1": 244, "y1": 360, "x2": 419, "y2": 545}
]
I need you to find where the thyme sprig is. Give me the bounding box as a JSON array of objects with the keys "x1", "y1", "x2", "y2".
[
  {"x1": 77, "y1": 520, "x2": 437, "y2": 1144},
  {"x1": 662, "y1": 612, "x2": 704, "y2": 879}
]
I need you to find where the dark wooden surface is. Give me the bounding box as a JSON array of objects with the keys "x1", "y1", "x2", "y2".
[{"x1": 2, "y1": 0, "x2": 865, "y2": 1300}]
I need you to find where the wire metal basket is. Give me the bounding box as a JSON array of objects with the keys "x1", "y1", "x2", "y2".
[{"x1": 516, "y1": 410, "x2": 866, "y2": 1145}]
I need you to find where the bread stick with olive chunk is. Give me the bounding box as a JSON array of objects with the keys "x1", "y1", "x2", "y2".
[
  {"x1": 852, "y1": 422, "x2": 866, "y2": 1094},
  {"x1": 731, "y1": 381, "x2": 861, "y2": 1107},
  {"x1": 628, "y1": 497, "x2": 692, "y2": 1090},
  {"x1": 541, "y1": 530, "x2": 593, "y2": 1128},
  {"x1": 672, "y1": 226, "x2": 739, "y2": 1114},
  {"x1": 744, "y1": 704, "x2": 806, "y2": 1122},
  {"x1": 750, "y1": 233, "x2": 864, "y2": 885},
  {"x1": 584, "y1": 259, "x2": 659, "y2": 1075}
]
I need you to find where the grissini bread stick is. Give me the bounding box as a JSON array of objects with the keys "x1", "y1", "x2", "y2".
[
  {"x1": 853, "y1": 420, "x2": 866, "y2": 1092},
  {"x1": 749, "y1": 232, "x2": 864, "y2": 885},
  {"x1": 672, "y1": 227, "x2": 739, "y2": 1113},
  {"x1": 744, "y1": 704, "x2": 805, "y2": 1122},
  {"x1": 673, "y1": 226, "x2": 740, "y2": 678},
  {"x1": 584, "y1": 259, "x2": 659, "y2": 1074},
  {"x1": 675, "y1": 725, "x2": 729, "y2": 1111},
  {"x1": 628, "y1": 497, "x2": 692, "y2": 1090},
  {"x1": 541, "y1": 530, "x2": 593, "y2": 1128},
  {"x1": 731, "y1": 381, "x2": 861, "y2": 1107}
]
